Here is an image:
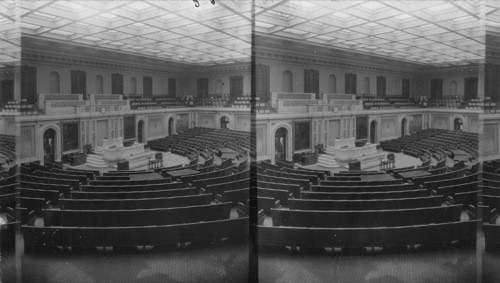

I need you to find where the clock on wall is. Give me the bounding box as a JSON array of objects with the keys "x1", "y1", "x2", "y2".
[{"x1": 100, "y1": 107, "x2": 106, "y2": 114}]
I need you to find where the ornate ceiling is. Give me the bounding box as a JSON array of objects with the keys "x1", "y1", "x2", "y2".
[
  {"x1": 0, "y1": 1, "x2": 20, "y2": 68},
  {"x1": 20, "y1": 0, "x2": 252, "y2": 66},
  {"x1": 255, "y1": 0, "x2": 485, "y2": 67},
  {"x1": 485, "y1": 0, "x2": 500, "y2": 64},
  {"x1": 0, "y1": 1, "x2": 494, "y2": 68}
]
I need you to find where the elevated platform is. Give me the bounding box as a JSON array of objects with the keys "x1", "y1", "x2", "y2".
[
  {"x1": 322, "y1": 138, "x2": 388, "y2": 171},
  {"x1": 84, "y1": 138, "x2": 156, "y2": 170}
]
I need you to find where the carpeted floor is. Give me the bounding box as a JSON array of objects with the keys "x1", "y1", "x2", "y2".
[
  {"x1": 18, "y1": 241, "x2": 249, "y2": 283},
  {"x1": 483, "y1": 251, "x2": 500, "y2": 283},
  {"x1": 258, "y1": 246, "x2": 478, "y2": 283}
]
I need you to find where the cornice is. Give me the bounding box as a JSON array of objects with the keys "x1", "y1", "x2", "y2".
[
  {"x1": 0, "y1": 65, "x2": 16, "y2": 77},
  {"x1": 22, "y1": 36, "x2": 252, "y2": 77},
  {"x1": 255, "y1": 34, "x2": 481, "y2": 78},
  {"x1": 188, "y1": 63, "x2": 251, "y2": 76},
  {"x1": 22, "y1": 52, "x2": 184, "y2": 76},
  {"x1": 256, "y1": 51, "x2": 418, "y2": 77},
  {"x1": 418, "y1": 65, "x2": 480, "y2": 77}
]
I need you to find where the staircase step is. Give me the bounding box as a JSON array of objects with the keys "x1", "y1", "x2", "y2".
[
  {"x1": 317, "y1": 153, "x2": 339, "y2": 168},
  {"x1": 84, "y1": 152, "x2": 109, "y2": 168}
]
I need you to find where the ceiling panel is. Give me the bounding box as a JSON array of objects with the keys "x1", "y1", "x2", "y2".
[
  {"x1": 0, "y1": 1, "x2": 20, "y2": 67},
  {"x1": 15, "y1": 0, "x2": 490, "y2": 67},
  {"x1": 20, "y1": 0, "x2": 252, "y2": 66},
  {"x1": 256, "y1": 0, "x2": 485, "y2": 66}
]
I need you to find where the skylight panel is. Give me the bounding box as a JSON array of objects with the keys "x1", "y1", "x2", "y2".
[
  {"x1": 100, "y1": 13, "x2": 117, "y2": 19},
  {"x1": 21, "y1": 23, "x2": 40, "y2": 29},
  {"x1": 419, "y1": 24, "x2": 434, "y2": 30},
  {"x1": 317, "y1": 35, "x2": 333, "y2": 41},
  {"x1": 268, "y1": 10, "x2": 288, "y2": 18},
  {"x1": 185, "y1": 23, "x2": 201, "y2": 29},
  {"x1": 343, "y1": 41, "x2": 357, "y2": 45},
  {"x1": 309, "y1": 21, "x2": 323, "y2": 28},
  {"x1": 75, "y1": 22, "x2": 90, "y2": 28},
  {"x1": 57, "y1": 1, "x2": 83, "y2": 10},
  {"x1": 452, "y1": 16, "x2": 473, "y2": 23},
  {"x1": 286, "y1": 28, "x2": 307, "y2": 35},
  {"x1": 359, "y1": 2, "x2": 385, "y2": 10},
  {"x1": 395, "y1": 14, "x2": 412, "y2": 20},
  {"x1": 49, "y1": 30, "x2": 73, "y2": 36},
  {"x1": 332, "y1": 12, "x2": 351, "y2": 19},
  {"x1": 33, "y1": 11, "x2": 58, "y2": 20},
  {"x1": 126, "y1": 2, "x2": 151, "y2": 11},
  {"x1": 83, "y1": 36, "x2": 101, "y2": 41},
  {"x1": 160, "y1": 14, "x2": 177, "y2": 20},
  {"x1": 292, "y1": 2, "x2": 316, "y2": 9},
  {"x1": 0, "y1": 18, "x2": 11, "y2": 25},
  {"x1": 255, "y1": 21, "x2": 273, "y2": 28},
  {"x1": 427, "y1": 3, "x2": 453, "y2": 12}
]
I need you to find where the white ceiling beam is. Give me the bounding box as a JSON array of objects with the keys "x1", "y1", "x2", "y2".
[
  {"x1": 216, "y1": 1, "x2": 252, "y2": 22},
  {"x1": 20, "y1": 0, "x2": 57, "y2": 17},
  {"x1": 450, "y1": 1, "x2": 480, "y2": 19},
  {"x1": 255, "y1": 0, "x2": 290, "y2": 16}
]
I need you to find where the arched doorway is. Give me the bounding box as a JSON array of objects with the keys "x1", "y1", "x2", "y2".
[
  {"x1": 401, "y1": 118, "x2": 407, "y2": 137},
  {"x1": 369, "y1": 120, "x2": 377, "y2": 144},
  {"x1": 220, "y1": 116, "x2": 229, "y2": 129},
  {"x1": 168, "y1": 117, "x2": 174, "y2": 136},
  {"x1": 454, "y1": 118, "x2": 463, "y2": 131},
  {"x1": 275, "y1": 127, "x2": 288, "y2": 161},
  {"x1": 43, "y1": 129, "x2": 56, "y2": 164},
  {"x1": 138, "y1": 120, "x2": 145, "y2": 143}
]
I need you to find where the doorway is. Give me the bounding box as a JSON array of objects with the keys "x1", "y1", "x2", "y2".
[
  {"x1": 454, "y1": 118, "x2": 463, "y2": 131},
  {"x1": 401, "y1": 118, "x2": 407, "y2": 137},
  {"x1": 43, "y1": 129, "x2": 56, "y2": 164},
  {"x1": 220, "y1": 116, "x2": 229, "y2": 129},
  {"x1": 138, "y1": 120, "x2": 145, "y2": 143},
  {"x1": 168, "y1": 117, "x2": 174, "y2": 136},
  {"x1": 370, "y1": 120, "x2": 378, "y2": 144},
  {"x1": 275, "y1": 127, "x2": 288, "y2": 161}
]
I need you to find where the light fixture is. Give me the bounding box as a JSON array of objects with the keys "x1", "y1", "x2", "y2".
[{"x1": 193, "y1": 0, "x2": 215, "y2": 7}]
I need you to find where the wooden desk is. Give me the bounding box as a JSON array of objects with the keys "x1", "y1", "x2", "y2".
[
  {"x1": 220, "y1": 153, "x2": 237, "y2": 160},
  {"x1": 397, "y1": 170, "x2": 431, "y2": 181},
  {"x1": 218, "y1": 148, "x2": 235, "y2": 154},
  {"x1": 360, "y1": 173, "x2": 395, "y2": 182},
  {"x1": 453, "y1": 155, "x2": 470, "y2": 162},
  {"x1": 129, "y1": 173, "x2": 164, "y2": 181},
  {"x1": 69, "y1": 155, "x2": 86, "y2": 167},
  {"x1": 299, "y1": 153, "x2": 318, "y2": 166},
  {"x1": 450, "y1": 149, "x2": 468, "y2": 157},
  {"x1": 166, "y1": 169, "x2": 200, "y2": 178}
]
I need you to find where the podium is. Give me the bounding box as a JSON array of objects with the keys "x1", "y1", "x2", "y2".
[
  {"x1": 348, "y1": 161, "x2": 361, "y2": 171},
  {"x1": 117, "y1": 160, "x2": 129, "y2": 171}
]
